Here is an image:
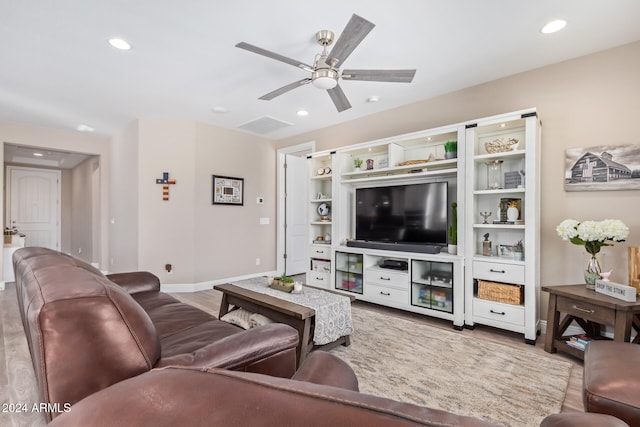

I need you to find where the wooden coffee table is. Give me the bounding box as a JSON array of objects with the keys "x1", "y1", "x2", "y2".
[{"x1": 214, "y1": 283, "x2": 352, "y2": 367}]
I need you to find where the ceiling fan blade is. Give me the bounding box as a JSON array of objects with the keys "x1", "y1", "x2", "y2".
[
  {"x1": 259, "y1": 78, "x2": 312, "y2": 100},
  {"x1": 236, "y1": 42, "x2": 313, "y2": 71},
  {"x1": 326, "y1": 14, "x2": 375, "y2": 68},
  {"x1": 327, "y1": 85, "x2": 352, "y2": 112},
  {"x1": 342, "y1": 69, "x2": 416, "y2": 83}
]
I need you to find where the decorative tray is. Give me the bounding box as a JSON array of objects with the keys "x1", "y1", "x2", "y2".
[{"x1": 269, "y1": 280, "x2": 294, "y2": 293}]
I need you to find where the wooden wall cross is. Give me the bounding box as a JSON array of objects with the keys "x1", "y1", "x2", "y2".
[{"x1": 155, "y1": 172, "x2": 176, "y2": 200}]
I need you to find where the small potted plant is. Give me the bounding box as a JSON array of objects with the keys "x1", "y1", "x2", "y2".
[
  {"x1": 353, "y1": 158, "x2": 363, "y2": 171},
  {"x1": 444, "y1": 140, "x2": 457, "y2": 159},
  {"x1": 513, "y1": 240, "x2": 524, "y2": 261},
  {"x1": 271, "y1": 274, "x2": 295, "y2": 292}
]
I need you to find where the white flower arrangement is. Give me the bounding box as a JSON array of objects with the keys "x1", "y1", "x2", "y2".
[{"x1": 556, "y1": 219, "x2": 629, "y2": 255}]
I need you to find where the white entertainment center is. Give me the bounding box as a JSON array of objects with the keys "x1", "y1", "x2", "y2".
[{"x1": 306, "y1": 108, "x2": 540, "y2": 343}]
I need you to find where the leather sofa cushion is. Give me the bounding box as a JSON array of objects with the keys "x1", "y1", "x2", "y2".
[
  {"x1": 49, "y1": 365, "x2": 497, "y2": 427},
  {"x1": 584, "y1": 341, "x2": 640, "y2": 426}
]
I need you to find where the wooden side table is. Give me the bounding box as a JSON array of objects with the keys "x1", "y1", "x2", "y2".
[{"x1": 543, "y1": 284, "x2": 640, "y2": 359}]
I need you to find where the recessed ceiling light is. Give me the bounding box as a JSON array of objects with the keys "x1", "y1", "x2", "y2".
[
  {"x1": 367, "y1": 96, "x2": 380, "y2": 103},
  {"x1": 33, "y1": 152, "x2": 44, "y2": 157},
  {"x1": 541, "y1": 19, "x2": 567, "y2": 34},
  {"x1": 108, "y1": 38, "x2": 132, "y2": 50},
  {"x1": 297, "y1": 110, "x2": 309, "y2": 116},
  {"x1": 211, "y1": 106, "x2": 228, "y2": 114},
  {"x1": 76, "y1": 124, "x2": 95, "y2": 132}
]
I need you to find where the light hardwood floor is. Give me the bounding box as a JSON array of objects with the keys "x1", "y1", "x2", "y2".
[{"x1": 1, "y1": 283, "x2": 584, "y2": 426}]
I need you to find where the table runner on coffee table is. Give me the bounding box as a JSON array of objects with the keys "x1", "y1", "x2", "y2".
[{"x1": 232, "y1": 277, "x2": 354, "y2": 345}]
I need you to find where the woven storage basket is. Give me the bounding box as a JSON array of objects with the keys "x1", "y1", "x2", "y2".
[{"x1": 477, "y1": 280, "x2": 524, "y2": 305}]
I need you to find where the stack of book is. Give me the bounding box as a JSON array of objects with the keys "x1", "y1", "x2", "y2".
[{"x1": 565, "y1": 334, "x2": 593, "y2": 351}]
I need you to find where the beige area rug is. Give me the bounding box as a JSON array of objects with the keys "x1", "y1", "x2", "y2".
[{"x1": 329, "y1": 306, "x2": 572, "y2": 427}]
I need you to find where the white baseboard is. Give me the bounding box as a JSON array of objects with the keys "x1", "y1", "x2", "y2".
[{"x1": 161, "y1": 270, "x2": 277, "y2": 293}]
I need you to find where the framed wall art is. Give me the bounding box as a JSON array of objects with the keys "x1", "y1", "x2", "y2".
[
  {"x1": 212, "y1": 175, "x2": 244, "y2": 205},
  {"x1": 564, "y1": 144, "x2": 640, "y2": 191}
]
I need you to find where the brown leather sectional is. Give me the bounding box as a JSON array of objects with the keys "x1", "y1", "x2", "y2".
[{"x1": 13, "y1": 247, "x2": 299, "y2": 421}]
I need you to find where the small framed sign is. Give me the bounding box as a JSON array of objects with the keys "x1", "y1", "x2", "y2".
[
  {"x1": 212, "y1": 175, "x2": 244, "y2": 206},
  {"x1": 595, "y1": 279, "x2": 637, "y2": 302}
]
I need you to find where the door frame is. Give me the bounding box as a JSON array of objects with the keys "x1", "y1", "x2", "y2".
[
  {"x1": 276, "y1": 141, "x2": 315, "y2": 276},
  {"x1": 6, "y1": 165, "x2": 62, "y2": 250}
]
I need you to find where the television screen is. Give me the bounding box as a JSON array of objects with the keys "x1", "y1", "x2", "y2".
[{"x1": 355, "y1": 182, "x2": 448, "y2": 247}]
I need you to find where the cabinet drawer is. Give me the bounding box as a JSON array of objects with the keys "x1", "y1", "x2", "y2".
[
  {"x1": 557, "y1": 296, "x2": 615, "y2": 325},
  {"x1": 473, "y1": 299, "x2": 524, "y2": 326},
  {"x1": 306, "y1": 271, "x2": 330, "y2": 288},
  {"x1": 365, "y1": 284, "x2": 409, "y2": 306},
  {"x1": 473, "y1": 261, "x2": 524, "y2": 284},
  {"x1": 365, "y1": 267, "x2": 408, "y2": 289},
  {"x1": 309, "y1": 245, "x2": 331, "y2": 260}
]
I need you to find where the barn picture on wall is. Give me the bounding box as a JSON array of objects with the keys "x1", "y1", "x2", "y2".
[{"x1": 564, "y1": 144, "x2": 640, "y2": 191}]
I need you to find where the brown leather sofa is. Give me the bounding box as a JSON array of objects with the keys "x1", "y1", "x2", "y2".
[
  {"x1": 583, "y1": 341, "x2": 640, "y2": 425},
  {"x1": 13, "y1": 247, "x2": 299, "y2": 421},
  {"x1": 49, "y1": 351, "x2": 496, "y2": 427}
]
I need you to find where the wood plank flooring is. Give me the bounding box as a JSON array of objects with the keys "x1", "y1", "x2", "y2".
[{"x1": 0, "y1": 283, "x2": 584, "y2": 427}]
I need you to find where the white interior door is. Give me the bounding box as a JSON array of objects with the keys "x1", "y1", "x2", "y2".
[
  {"x1": 284, "y1": 154, "x2": 308, "y2": 275},
  {"x1": 7, "y1": 166, "x2": 61, "y2": 250}
]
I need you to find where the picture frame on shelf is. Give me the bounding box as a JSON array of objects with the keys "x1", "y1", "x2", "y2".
[
  {"x1": 498, "y1": 244, "x2": 515, "y2": 259},
  {"x1": 212, "y1": 175, "x2": 244, "y2": 205}
]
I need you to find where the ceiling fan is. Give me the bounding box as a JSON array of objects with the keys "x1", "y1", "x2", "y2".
[{"x1": 236, "y1": 14, "x2": 416, "y2": 112}]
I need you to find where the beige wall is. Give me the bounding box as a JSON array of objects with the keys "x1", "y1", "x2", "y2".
[
  {"x1": 109, "y1": 118, "x2": 275, "y2": 287},
  {"x1": 0, "y1": 122, "x2": 110, "y2": 279},
  {"x1": 69, "y1": 156, "x2": 100, "y2": 263},
  {"x1": 109, "y1": 121, "x2": 139, "y2": 272},
  {"x1": 277, "y1": 41, "x2": 640, "y2": 319}
]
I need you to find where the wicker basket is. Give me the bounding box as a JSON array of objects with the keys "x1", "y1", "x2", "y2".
[{"x1": 477, "y1": 280, "x2": 524, "y2": 305}]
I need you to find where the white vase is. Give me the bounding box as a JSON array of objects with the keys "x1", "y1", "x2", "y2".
[
  {"x1": 448, "y1": 244, "x2": 457, "y2": 255},
  {"x1": 506, "y1": 207, "x2": 519, "y2": 222}
]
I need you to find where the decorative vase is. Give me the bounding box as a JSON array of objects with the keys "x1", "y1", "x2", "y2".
[
  {"x1": 448, "y1": 244, "x2": 457, "y2": 255},
  {"x1": 584, "y1": 254, "x2": 602, "y2": 290},
  {"x1": 506, "y1": 206, "x2": 519, "y2": 222}
]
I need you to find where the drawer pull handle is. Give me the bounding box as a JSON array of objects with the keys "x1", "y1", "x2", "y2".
[
  {"x1": 380, "y1": 276, "x2": 391, "y2": 281},
  {"x1": 489, "y1": 269, "x2": 506, "y2": 274},
  {"x1": 316, "y1": 277, "x2": 323, "y2": 281},
  {"x1": 490, "y1": 309, "x2": 506, "y2": 316},
  {"x1": 572, "y1": 305, "x2": 595, "y2": 314},
  {"x1": 380, "y1": 291, "x2": 391, "y2": 296},
  {"x1": 315, "y1": 250, "x2": 323, "y2": 254}
]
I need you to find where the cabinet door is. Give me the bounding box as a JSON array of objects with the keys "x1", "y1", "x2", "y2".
[
  {"x1": 411, "y1": 260, "x2": 453, "y2": 313},
  {"x1": 335, "y1": 252, "x2": 363, "y2": 294}
]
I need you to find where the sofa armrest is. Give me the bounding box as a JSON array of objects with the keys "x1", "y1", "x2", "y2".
[
  {"x1": 106, "y1": 271, "x2": 160, "y2": 294},
  {"x1": 156, "y1": 323, "x2": 299, "y2": 378},
  {"x1": 292, "y1": 351, "x2": 359, "y2": 391},
  {"x1": 541, "y1": 413, "x2": 629, "y2": 427}
]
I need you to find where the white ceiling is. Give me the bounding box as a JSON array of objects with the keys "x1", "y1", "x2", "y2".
[{"x1": 1, "y1": 1, "x2": 640, "y2": 140}]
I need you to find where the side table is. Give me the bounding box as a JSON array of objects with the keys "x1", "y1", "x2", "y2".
[{"x1": 543, "y1": 284, "x2": 640, "y2": 359}]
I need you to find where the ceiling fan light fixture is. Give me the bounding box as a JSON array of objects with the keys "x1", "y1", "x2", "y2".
[{"x1": 312, "y1": 69, "x2": 338, "y2": 89}]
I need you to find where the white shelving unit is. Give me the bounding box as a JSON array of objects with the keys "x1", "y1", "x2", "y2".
[
  {"x1": 305, "y1": 151, "x2": 335, "y2": 289},
  {"x1": 328, "y1": 124, "x2": 466, "y2": 328},
  {"x1": 303, "y1": 109, "x2": 540, "y2": 340},
  {"x1": 463, "y1": 109, "x2": 541, "y2": 344}
]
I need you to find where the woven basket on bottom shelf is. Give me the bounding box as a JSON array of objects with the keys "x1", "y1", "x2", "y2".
[{"x1": 477, "y1": 280, "x2": 524, "y2": 305}]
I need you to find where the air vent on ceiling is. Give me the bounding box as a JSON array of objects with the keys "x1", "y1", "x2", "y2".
[{"x1": 237, "y1": 116, "x2": 293, "y2": 135}]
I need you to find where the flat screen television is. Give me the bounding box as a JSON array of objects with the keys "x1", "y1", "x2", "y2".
[{"x1": 353, "y1": 182, "x2": 448, "y2": 253}]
